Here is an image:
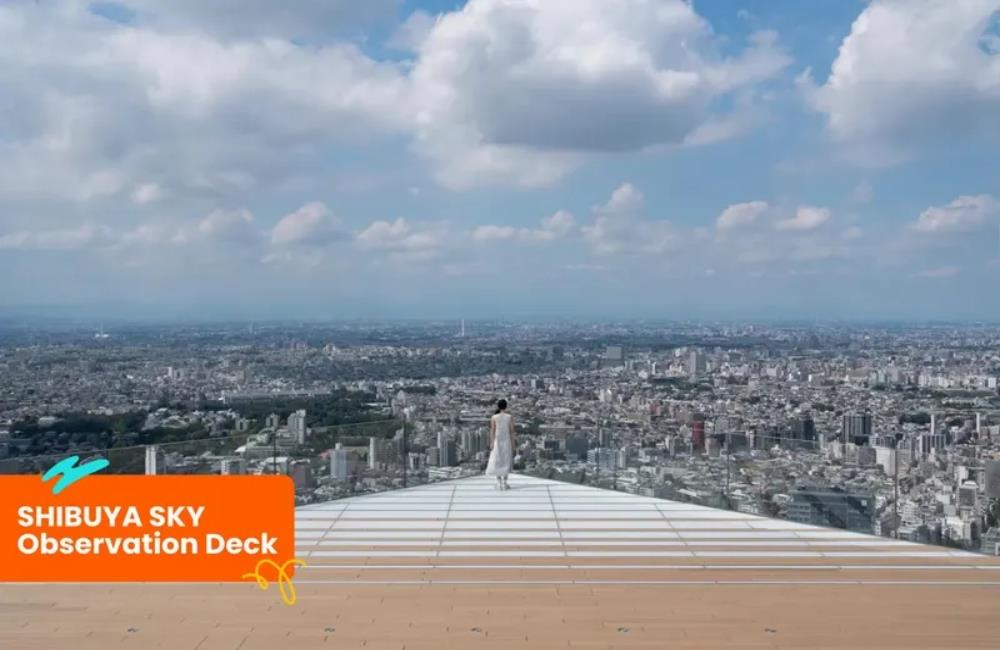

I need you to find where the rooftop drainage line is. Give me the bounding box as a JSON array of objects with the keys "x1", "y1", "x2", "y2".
[
  {"x1": 435, "y1": 485, "x2": 457, "y2": 563},
  {"x1": 545, "y1": 484, "x2": 569, "y2": 565},
  {"x1": 307, "y1": 499, "x2": 351, "y2": 560}
]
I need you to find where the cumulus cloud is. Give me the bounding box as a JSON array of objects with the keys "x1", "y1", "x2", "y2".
[
  {"x1": 912, "y1": 195, "x2": 999, "y2": 233},
  {"x1": 388, "y1": 9, "x2": 436, "y2": 52},
  {"x1": 582, "y1": 183, "x2": 677, "y2": 255},
  {"x1": 0, "y1": 2, "x2": 410, "y2": 204},
  {"x1": 802, "y1": 0, "x2": 1000, "y2": 163},
  {"x1": 0, "y1": 0, "x2": 794, "y2": 210},
  {"x1": 0, "y1": 206, "x2": 267, "y2": 253},
  {"x1": 472, "y1": 225, "x2": 517, "y2": 242},
  {"x1": 776, "y1": 206, "x2": 831, "y2": 231},
  {"x1": 271, "y1": 202, "x2": 346, "y2": 246},
  {"x1": 473, "y1": 209, "x2": 577, "y2": 243},
  {"x1": 356, "y1": 218, "x2": 445, "y2": 262},
  {"x1": 409, "y1": 0, "x2": 790, "y2": 188},
  {"x1": 180, "y1": 208, "x2": 259, "y2": 245},
  {"x1": 716, "y1": 201, "x2": 769, "y2": 231},
  {"x1": 528, "y1": 210, "x2": 576, "y2": 242}
]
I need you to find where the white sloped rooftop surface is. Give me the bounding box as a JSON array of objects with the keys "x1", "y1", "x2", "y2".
[{"x1": 291, "y1": 474, "x2": 997, "y2": 584}]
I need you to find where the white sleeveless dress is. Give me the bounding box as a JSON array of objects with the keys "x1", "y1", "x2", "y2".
[{"x1": 485, "y1": 413, "x2": 513, "y2": 478}]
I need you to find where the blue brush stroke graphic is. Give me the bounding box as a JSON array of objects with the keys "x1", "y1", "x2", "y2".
[{"x1": 41, "y1": 456, "x2": 110, "y2": 495}]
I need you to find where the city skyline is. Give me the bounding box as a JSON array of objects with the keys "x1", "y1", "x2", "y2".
[{"x1": 2, "y1": 0, "x2": 1000, "y2": 319}]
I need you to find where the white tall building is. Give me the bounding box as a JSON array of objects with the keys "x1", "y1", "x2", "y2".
[
  {"x1": 144, "y1": 445, "x2": 162, "y2": 475},
  {"x1": 288, "y1": 409, "x2": 307, "y2": 444},
  {"x1": 331, "y1": 443, "x2": 351, "y2": 481}
]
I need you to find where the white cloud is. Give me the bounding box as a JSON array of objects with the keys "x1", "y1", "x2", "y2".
[
  {"x1": 0, "y1": 2, "x2": 410, "y2": 204},
  {"x1": 388, "y1": 10, "x2": 436, "y2": 52},
  {"x1": 912, "y1": 194, "x2": 999, "y2": 233},
  {"x1": 118, "y1": 209, "x2": 262, "y2": 248},
  {"x1": 409, "y1": 0, "x2": 790, "y2": 188},
  {"x1": 716, "y1": 201, "x2": 768, "y2": 231},
  {"x1": 271, "y1": 202, "x2": 345, "y2": 246},
  {"x1": 527, "y1": 210, "x2": 576, "y2": 242},
  {"x1": 356, "y1": 218, "x2": 444, "y2": 261},
  {"x1": 472, "y1": 225, "x2": 517, "y2": 241},
  {"x1": 474, "y1": 209, "x2": 577, "y2": 243},
  {"x1": 582, "y1": 183, "x2": 677, "y2": 255},
  {"x1": 776, "y1": 206, "x2": 831, "y2": 231},
  {"x1": 186, "y1": 209, "x2": 258, "y2": 245},
  {"x1": 803, "y1": 0, "x2": 1000, "y2": 163},
  {"x1": 0, "y1": 0, "x2": 794, "y2": 211}
]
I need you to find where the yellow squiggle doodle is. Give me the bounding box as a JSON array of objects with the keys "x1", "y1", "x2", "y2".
[{"x1": 242, "y1": 558, "x2": 306, "y2": 606}]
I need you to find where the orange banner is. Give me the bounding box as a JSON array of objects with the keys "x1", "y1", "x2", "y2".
[{"x1": 0, "y1": 475, "x2": 296, "y2": 582}]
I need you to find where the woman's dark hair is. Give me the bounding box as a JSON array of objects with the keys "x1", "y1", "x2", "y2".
[{"x1": 495, "y1": 399, "x2": 508, "y2": 414}]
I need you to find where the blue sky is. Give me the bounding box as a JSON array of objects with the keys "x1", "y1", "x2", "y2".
[{"x1": 1, "y1": 0, "x2": 999, "y2": 321}]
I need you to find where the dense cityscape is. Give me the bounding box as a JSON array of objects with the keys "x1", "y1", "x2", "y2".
[{"x1": 2, "y1": 320, "x2": 999, "y2": 555}]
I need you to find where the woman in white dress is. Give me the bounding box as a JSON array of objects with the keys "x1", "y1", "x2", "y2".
[{"x1": 485, "y1": 399, "x2": 515, "y2": 490}]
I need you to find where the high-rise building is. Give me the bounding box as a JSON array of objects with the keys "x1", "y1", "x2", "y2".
[
  {"x1": 288, "y1": 409, "x2": 307, "y2": 444},
  {"x1": 566, "y1": 435, "x2": 588, "y2": 460},
  {"x1": 687, "y1": 351, "x2": 706, "y2": 378},
  {"x1": 220, "y1": 457, "x2": 244, "y2": 475},
  {"x1": 330, "y1": 443, "x2": 352, "y2": 481},
  {"x1": 603, "y1": 346, "x2": 624, "y2": 367},
  {"x1": 917, "y1": 432, "x2": 946, "y2": 457},
  {"x1": 460, "y1": 430, "x2": 483, "y2": 457},
  {"x1": 144, "y1": 445, "x2": 162, "y2": 476},
  {"x1": 958, "y1": 481, "x2": 978, "y2": 512},
  {"x1": 842, "y1": 412, "x2": 873, "y2": 445},
  {"x1": 440, "y1": 440, "x2": 458, "y2": 467},
  {"x1": 791, "y1": 416, "x2": 816, "y2": 442},
  {"x1": 265, "y1": 413, "x2": 281, "y2": 430},
  {"x1": 690, "y1": 416, "x2": 706, "y2": 454}
]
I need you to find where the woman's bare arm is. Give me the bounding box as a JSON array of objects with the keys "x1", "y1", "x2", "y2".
[
  {"x1": 510, "y1": 416, "x2": 516, "y2": 448},
  {"x1": 489, "y1": 416, "x2": 496, "y2": 448}
]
